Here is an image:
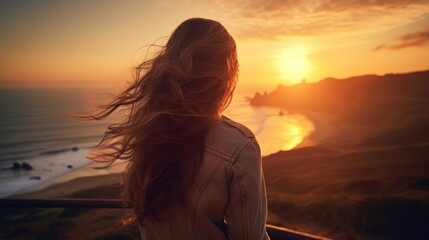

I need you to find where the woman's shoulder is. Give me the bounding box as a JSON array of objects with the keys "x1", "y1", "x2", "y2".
[
  {"x1": 208, "y1": 115, "x2": 255, "y2": 140},
  {"x1": 204, "y1": 116, "x2": 257, "y2": 161},
  {"x1": 220, "y1": 116, "x2": 255, "y2": 138}
]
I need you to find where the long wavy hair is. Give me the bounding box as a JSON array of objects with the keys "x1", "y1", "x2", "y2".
[{"x1": 77, "y1": 18, "x2": 238, "y2": 223}]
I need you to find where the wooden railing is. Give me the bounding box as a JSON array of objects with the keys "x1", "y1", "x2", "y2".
[{"x1": 0, "y1": 198, "x2": 331, "y2": 240}]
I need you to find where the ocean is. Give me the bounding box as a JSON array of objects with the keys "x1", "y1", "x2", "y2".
[{"x1": 0, "y1": 88, "x2": 314, "y2": 197}]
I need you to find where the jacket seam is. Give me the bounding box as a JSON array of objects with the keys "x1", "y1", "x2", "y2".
[
  {"x1": 163, "y1": 218, "x2": 169, "y2": 240},
  {"x1": 166, "y1": 212, "x2": 171, "y2": 240},
  {"x1": 230, "y1": 139, "x2": 255, "y2": 239},
  {"x1": 205, "y1": 137, "x2": 253, "y2": 163},
  {"x1": 188, "y1": 158, "x2": 224, "y2": 237},
  {"x1": 231, "y1": 138, "x2": 252, "y2": 161},
  {"x1": 204, "y1": 147, "x2": 235, "y2": 162},
  {"x1": 232, "y1": 161, "x2": 249, "y2": 239}
]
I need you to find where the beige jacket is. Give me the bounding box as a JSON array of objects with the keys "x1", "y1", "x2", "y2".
[{"x1": 139, "y1": 116, "x2": 270, "y2": 240}]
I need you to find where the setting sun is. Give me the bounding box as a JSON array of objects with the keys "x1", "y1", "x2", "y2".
[{"x1": 276, "y1": 46, "x2": 311, "y2": 85}]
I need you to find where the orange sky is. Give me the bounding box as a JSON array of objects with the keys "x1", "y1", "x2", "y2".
[{"x1": 1, "y1": 0, "x2": 429, "y2": 91}]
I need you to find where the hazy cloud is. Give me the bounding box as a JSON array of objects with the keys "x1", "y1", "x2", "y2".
[
  {"x1": 373, "y1": 26, "x2": 429, "y2": 50},
  {"x1": 209, "y1": 0, "x2": 429, "y2": 39}
]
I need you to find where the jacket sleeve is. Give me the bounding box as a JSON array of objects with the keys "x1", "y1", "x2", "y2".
[{"x1": 225, "y1": 138, "x2": 270, "y2": 240}]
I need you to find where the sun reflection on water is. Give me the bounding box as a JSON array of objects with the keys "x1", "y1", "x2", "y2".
[
  {"x1": 224, "y1": 97, "x2": 316, "y2": 156},
  {"x1": 255, "y1": 113, "x2": 315, "y2": 156}
]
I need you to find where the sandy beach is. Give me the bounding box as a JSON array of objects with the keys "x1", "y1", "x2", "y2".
[
  {"x1": 12, "y1": 173, "x2": 123, "y2": 199},
  {"x1": 7, "y1": 153, "x2": 128, "y2": 199}
]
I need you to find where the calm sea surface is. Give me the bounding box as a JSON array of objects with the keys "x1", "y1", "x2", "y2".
[{"x1": 0, "y1": 88, "x2": 111, "y2": 163}]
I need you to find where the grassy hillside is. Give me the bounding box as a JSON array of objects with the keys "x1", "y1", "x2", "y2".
[{"x1": 252, "y1": 70, "x2": 429, "y2": 239}]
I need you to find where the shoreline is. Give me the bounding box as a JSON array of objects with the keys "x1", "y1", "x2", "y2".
[
  {"x1": 9, "y1": 159, "x2": 127, "y2": 199},
  {"x1": 7, "y1": 109, "x2": 335, "y2": 199}
]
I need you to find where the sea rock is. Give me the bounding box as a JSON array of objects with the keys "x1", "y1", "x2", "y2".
[
  {"x1": 21, "y1": 162, "x2": 33, "y2": 170},
  {"x1": 12, "y1": 162, "x2": 21, "y2": 169},
  {"x1": 67, "y1": 164, "x2": 73, "y2": 169},
  {"x1": 29, "y1": 176, "x2": 41, "y2": 180}
]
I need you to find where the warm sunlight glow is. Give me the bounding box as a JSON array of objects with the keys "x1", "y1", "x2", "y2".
[
  {"x1": 254, "y1": 113, "x2": 315, "y2": 155},
  {"x1": 276, "y1": 46, "x2": 311, "y2": 85}
]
